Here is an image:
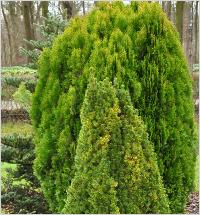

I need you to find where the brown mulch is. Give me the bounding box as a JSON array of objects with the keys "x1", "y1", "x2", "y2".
[{"x1": 185, "y1": 192, "x2": 199, "y2": 214}]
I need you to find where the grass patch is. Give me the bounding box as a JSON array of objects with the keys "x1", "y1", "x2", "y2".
[
  {"x1": 1, "y1": 66, "x2": 37, "y2": 74},
  {"x1": 1, "y1": 122, "x2": 33, "y2": 136}
]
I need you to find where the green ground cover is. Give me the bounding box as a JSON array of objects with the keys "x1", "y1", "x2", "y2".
[
  {"x1": 2, "y1": 122, "x2": 33, "y2": 136},
  {"x1": 1, "y1": 66, "x2": 37, "y2": 74}
]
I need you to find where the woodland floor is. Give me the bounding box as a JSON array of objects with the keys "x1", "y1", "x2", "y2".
[{"x1": 185, "y1": 192, "x2": 199, "y2": 214}]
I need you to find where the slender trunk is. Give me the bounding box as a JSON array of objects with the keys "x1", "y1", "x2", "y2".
[
  {"x1": 162, "y1": 1, "x2": 171, "y2": 20},
  {"x1": 176, "y1": 1, "x2": 184, "y2": 42},
  {"x1": 82, "y1": 1, "x2": 85, "y2": 15},
  {"x1": 35, "y1": 2, "x2": 42, "y2": 25},
  {"x1": 1, "y1": 2, "x2": 12, "y2": 65},
  {"x1": 162, "y1": 2, "x2": 165, "y2": 9},
  {"x1": 171, "y1": 2, "x2": 176, "y2": 24},
  {"x1": 183, "y1": 2, "x2": 192, "y2": 71},
  {"x1": 94, "y1": 1, "x2": 99, "y2": 6},
  {"x1": 62, "y1": 1, "x2": 74, "y2": 19},
  {"x1": 8, "y1": 1, "x2": 21, "y2": 65},
  {"x1": 41, "y1": 1, "x2": 48, "y2": 18},
  {"x1": 2, "y1": 34, "x2": 7, "y2": 66},
  {"x1": 23, "y1": 1, "x2": 34, "y2": 42},
  {"x1": 195, "y1": 2, "x2": 199, "y2": 64},
  {"x1": 23, "y1": 1, "x2": 35, "y2": 62},
  {"x1": 166, "y1": 1, "x2": 171, "y2": 20},
  {"x1": 30, "y1": 2, "x2": 35, "y2": 28}
]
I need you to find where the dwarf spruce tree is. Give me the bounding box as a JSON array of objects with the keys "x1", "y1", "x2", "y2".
[
  {"x1": 63, "y1": 78, "x2": 121, "y2": 214},
  {"x1": 31, "y1": 1, "x2": 197, "y2": 213},
  {"x1": 62, "y1": 77, "x2": 169, "y2": 214}
]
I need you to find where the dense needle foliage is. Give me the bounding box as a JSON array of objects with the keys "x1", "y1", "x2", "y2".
[
  {"x1": 31, "y1": 2, "x2": 197, "y2": 213},
  {"x1": 62, "y1": 77, "x2": 170, "y2": 214}
]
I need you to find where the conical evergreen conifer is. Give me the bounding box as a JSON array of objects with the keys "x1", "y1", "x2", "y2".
[
  {"x1": 62, "y1": 77, "x2": 170, "y2": 214},
  {"x1": 63, "y1": 78, "x2": 121, "y2": 214},
  {"x1": 31, "y1": 2, "x2": 197, "y2": 213}
]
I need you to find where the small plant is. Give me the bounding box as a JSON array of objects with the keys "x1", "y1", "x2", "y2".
[
  {"x1": 13, "y1": 82, "x2": 32, "y2": 111},
  {"x1": 2, "y1": 67, "x2": 37, "y2": 98},
  {"x1": 193, "y1": 64, "x2": 199, "y2": 72},
  {"x1": 1, "y1": 133, "x2": 49, "y2": 214}
]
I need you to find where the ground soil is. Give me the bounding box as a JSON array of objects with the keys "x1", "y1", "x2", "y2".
[{"x1": 185, "y1": 192, "x2": 199, "y2": 214}]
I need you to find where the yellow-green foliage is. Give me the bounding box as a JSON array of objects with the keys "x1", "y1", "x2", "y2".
[
  {"x1": 31, "y1": 2, "x2": 197, "y2": 213},
  {"x1": 63, "y1": 78, "x2": 170, "y2": 213},
  {"x1": 2, "y1": 122, "x2": 33, "y2": 136},
  {"x1": 13, "y1": 82, "x2": 32, "y2": 111}
]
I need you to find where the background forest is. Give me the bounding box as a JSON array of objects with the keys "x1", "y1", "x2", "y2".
[
  {"x1": 1, "y1": 1, "x2": 199, "y2": 70},
  {"x1": 1, "y1": 0, "x2": 199, "y2": 214}
]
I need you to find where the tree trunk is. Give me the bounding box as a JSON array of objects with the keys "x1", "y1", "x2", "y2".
[
  {"x1": 194, "y1": 1, "x2": 199, "y2": 64},
  {"x1": 176, "y1": 1, "x2": 184, "y2": 42},
  {"x1": 82, "y1": 1, "x2": 85, "y2": 15},
  {"x1": 182, "y1": 2, "x2": 192, "y2": 71},
  {"x1": 62, "y1": 1, "x2": 74, "y2": 19},
  {"x1": 1, "y1": 2, "x2": 13, "y2": 65},
  {"x1": 170, "y1": 2, "x2": 176, "y2": 24},
  {"x1": 22, "y1": 1, "x2": 35, "y2": 62},
  {"x1": 30, "y1": 2, "x2": 35, "y2": 27},
  {"x1": 8, "y1": 1, "x2": 21, "y2": 66},
  {"x1": 41, "y1": 1, "x2": 48, "y2": 18},
  {"x1": 35, "y1": 2, "x2": 42, "y2": 25},
  {"x1": 94, "y1": 1, "x2": 99, "y2": 6},
  {"x1": 162, "y1": 1, "x2": 171, "y2": 20},
  {"x1": 163, "y1": 1, "x2": 171, "y2": 20}
]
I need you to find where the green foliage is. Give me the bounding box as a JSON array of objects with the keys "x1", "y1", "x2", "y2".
[
  {"x1": 2, "y1": 66, "x2": 37, "y2": 74},
  {"x1": 1, "y1": 133, "x2": 49, "y2": 213},
  {"x1": 63, "y1": 78, "x2": 170, "y2": 214},
  {"x1": 2, "y1": 67, "x2": 37, "y2": 94},
  {"x1": 1, "y1": 134, "x2": 36, "y2": 184},
  {"x1": 1, "y1": 135, "x2": 33, "y2": 148},
  {"x1": 32, "y1": 2, "x2": 197, "y2": 213},
  {"x1": 2, "y1": 77, "x2": 36, "y2": 92},
  {"x1": 35, "y1": 14, "x2": 67, "y2": 45},
  {"x1": 2, "y1": 122, "x2": 33, "y2": 136},
  {"x1": 19, "y1": 14, "x2": 67, "y2": 68},
  {"x1": 1, "y1": 64, "x2": 48, "y2": 213},
  {"x1": 1, "y1": 139, "x2": 33, "y2": 165},
  {"x1": 13, "y1": 82, "x2": 32, "y2": 111},
  {"x1": 1, "y1": 184, "x2": 49, "y2": 214},
  {"x1": 1, "y1": 163, "x2": 17, "y2": 192},
  {"x1": 1, "y1": 163, "x2": 19, "y2": 213},
  {"x1": 2, "y1": 85, "x2": 17, "y2": 101},
  {"x1": 1, "y1": 123, "x2": 34, "y2": 182},
  {"x1": 193, "y1": 64, "x2": 199, "y2": 72},
  {"x1": 131, "y1": 3, "x2": 198, "y2": 212},
  {"x1": 1, "y1": 132, "x2": 35, "y2": 184}
]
